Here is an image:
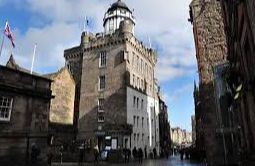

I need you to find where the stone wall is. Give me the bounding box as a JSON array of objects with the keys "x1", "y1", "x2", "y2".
[
  {"x1": 190, "y1": 0, "x2": 228, "y2": 165},
  {"x1": 47, "y1": 67, "x2": 75, "y2": 125},
  {"x1": 0, "y1": 65, "x2": 52, "y2": 165},
  {"x1": 78, "y1": 38, "x2": 127, "y2": 139}
]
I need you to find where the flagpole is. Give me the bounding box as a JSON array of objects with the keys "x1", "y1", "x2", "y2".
[
  {"x1": 0, "y1": 21, "x2": 7, "y2": 58},
  {"x1": 83, "y1": 16, "x2": 86, "y2": 32},
  {"x1": 0, "y1": 33, "x2": 5, "y2": 57},
  {"x1": 30, "y1": 43, "x2": 37, "y2": 74}
]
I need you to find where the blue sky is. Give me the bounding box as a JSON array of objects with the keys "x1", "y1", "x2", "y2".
[{"x1": 0, "y1": 0, "x2": 198, "y2": 131}]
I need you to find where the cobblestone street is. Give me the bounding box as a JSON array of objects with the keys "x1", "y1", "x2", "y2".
[{"x1": 52, "y1": 156, "x2": 205, "y2": 166}]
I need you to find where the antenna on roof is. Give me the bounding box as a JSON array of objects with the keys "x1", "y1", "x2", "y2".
[
  {"x1": 83, "y1": 16, "x2": 89, "y2": 32},
  {"x1": 148, "y1": 36, "x2": 152, "y2": 49},
  {"x1": 30, "y1": 43, "x2": 37, "y2": 74}
]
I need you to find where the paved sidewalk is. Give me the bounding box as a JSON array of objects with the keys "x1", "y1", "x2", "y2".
[{"x1": 52, "y1": 156, "x2": 205, "y2": 166}]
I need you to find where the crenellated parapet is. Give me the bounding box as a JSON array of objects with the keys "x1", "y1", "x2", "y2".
[
  {"x1": 80, "y1": 30, "x2": 157, "y2": 66},
  {"x1": 64, "y1": 46, "x2": 81, "y2": 60}
]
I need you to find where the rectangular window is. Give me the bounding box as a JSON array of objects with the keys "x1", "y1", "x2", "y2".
[
  {"x1": 133, "y1": 74, "x2": 136, "y2": 86},
  {"x1": 99, "y1": 51, "x2": 107, "y2": 67},
  {"x1": 137, "y1": 116, "x2": 139, "y2": 127},
  {"x1": 134, "y1": 133, "x2": 136, "y2": 142},
  {"x1": 141, "y1": 99, "x2": 144, "y2": 109},
  {"x1": 0, "y1": 96, "x2": 13, "y2": 121},
  {"x1": 137, "y1": 56, "x2": 139, "y2": 70},
  {"x1": 98, "y1": 112, "x2": 105, "y2": 122},
  {"x1": 133, "y1": 96, "x2": 136, "y2": 107},
  {"x1": 141, "y1": 59, "x2": 143, "y2": 74},
  {"x1": 132, "y1": 52, "x2": 135, "y2": 66},
  {"x1": 137, "y1": 133, "x2": 139, "y2": 144},
  {"x1": 137, "y1": 78, "x2": 140, "y2": 88},
  {"x1": 99, "y1": 75, "x2": 106, "y2": 90},
  {"x1": 120, "y1": 10, "x2": 126, "y2": 14},
  {"x1": 142, "y1": 117, "x2": 144, "y2": 128},
  {"x1": 133, "y1": 116, "x2": 136, "y2": 126},
  {"x1": 98, "y1": 98, "x2": 105, "y2": 111},
  {"x1": 137, "y1": 98, "x2": 139, "y2": 108}
]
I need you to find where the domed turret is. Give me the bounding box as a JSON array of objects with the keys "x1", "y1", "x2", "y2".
[{"x1": 103, "y1": 0, "x2": 135, "y2": 34}]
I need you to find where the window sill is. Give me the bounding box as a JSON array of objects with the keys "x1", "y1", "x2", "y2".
[
  {"x1": 99, "y1": 66, "x2": 106, "y2": 69},
  {"x1": 98, "y1": 88, "x2": 106, "y2": 92},
  {"x1": 0, "y1": 119, "x2": 11, "y2": 123}
]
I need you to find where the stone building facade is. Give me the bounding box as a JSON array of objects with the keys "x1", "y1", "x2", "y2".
[
  {"x1": 220, "y1": 0, "x2": 255, "y2": 164},
  {"x1": 64, "y1": 0, "x2": 160, "y2": 156},
  {"x1": 189, "y1": 0, "x2": 229, "y2": 165},
  {"x1": 171, "y1": 127, "x2": 192, "y2": 146},
  {"x1": 159, "y1": 98, "x2": 171, "y2": 153},
  {"x1": 46, "y1": 67, "x2": 75, "y2": 125},
  {"x1": 0, "y1": 56, "x2": 52, "y2": 165},
  {"x1": 191, "y1": 115, "x2": 196, "y2": 145}
]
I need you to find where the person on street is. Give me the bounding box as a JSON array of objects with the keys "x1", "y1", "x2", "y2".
[
  {"x1": 153, "y1": 148, "x2": 157, "y2": 159},
  {"x1": 132, "y1": 147, "x2": 137, "y2": 161},
  {"x1": 94, "y1": 144, "x2": 99, "y2": 164},
  {"x1": 144, "y1": 146, "x2": 147, "y2": 159},
  {"x1": 78, "y1": 143, "x2": 85, "y2": 165},
  {"x1": 138, "y1": 148, "x2": 143, "y2": 163}
]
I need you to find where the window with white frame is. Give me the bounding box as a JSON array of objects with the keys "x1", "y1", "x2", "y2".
[
  {"x1": 0, "y1": 96, "x2": 13, "y2": 121},
  {"x1": 99, "y1": 51, "x2": 107, "y2": 67},
  {"x1": 98, "y1": 98, "x2": 105, "y2": 111},
  {"x1": 99, "y1": 75, "x2": 106, "y2": 90},
  {"x1": 98, "y1": 112, "x2": 105, "y2": 122}
]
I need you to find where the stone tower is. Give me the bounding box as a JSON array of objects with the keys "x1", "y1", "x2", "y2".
[
  {"x1": 103, "y1": 0, "x2": 135, "y2": 34},
  {"x1": 64, "y1": 0, "x2": 160, "y2": 159},
  {"x1": 189, "y1": 0, "x2": 228, "y2": 165}
]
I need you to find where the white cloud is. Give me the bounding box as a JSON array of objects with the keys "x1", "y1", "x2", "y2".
[
  {"x1": 169, "y1": 83, "x2": 194, "y2": 103},
  {"x1": 1, "y1": 0, "x2": 196, "y2": 79}
]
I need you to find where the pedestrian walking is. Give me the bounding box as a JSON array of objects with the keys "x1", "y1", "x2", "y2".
[
  {"x1": 78, "y1": 143, "x2": 85, "y2": 165},
  {"x1": 47, "y1": 147, "x2": 53, "y2": 165},
  {"x1": 153, "y1": 148, "x2": 157, "y2": 159},
  {"x1": 180, "y1": 149, "x2": 184, "y2": 160},
  {"x1": 94, "y1": 144, "x2": 99, "y2": 164},
  {"x1": 138, "y1": 148, "x2": 143, "y2": 163},
  {"x1": 144, "y1": 146, "x2": 147, "y2": 159},
  {"x1": 127, "y1": 148, "x2": 131, "y2": 163},
  {"x1": 132, "y1": 147, "x2": 137, "y2": 161},
  {"x1": 123, "y1": 148, "x2": 128, "y2": 163}
]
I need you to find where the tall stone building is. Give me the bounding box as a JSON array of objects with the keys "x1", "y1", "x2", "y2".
[
  {"x1": 220, "y1": 0, "x2": 255, "y2": 165},
  {"x1": 191, "y1": 115, "x2": 196, "y2": 145},
  {"x1": 189, "y1": 0, "x2": 229, "y2": 165},
  {"x1": 159, "y1": 98, "x2": 171, "y2": 153},
  {"x1": 171, "y1": 127, "x2": 192, "y2": 146},
  {"x1": 64, "y1": 0, "x2": 160, "y2": 155}
]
